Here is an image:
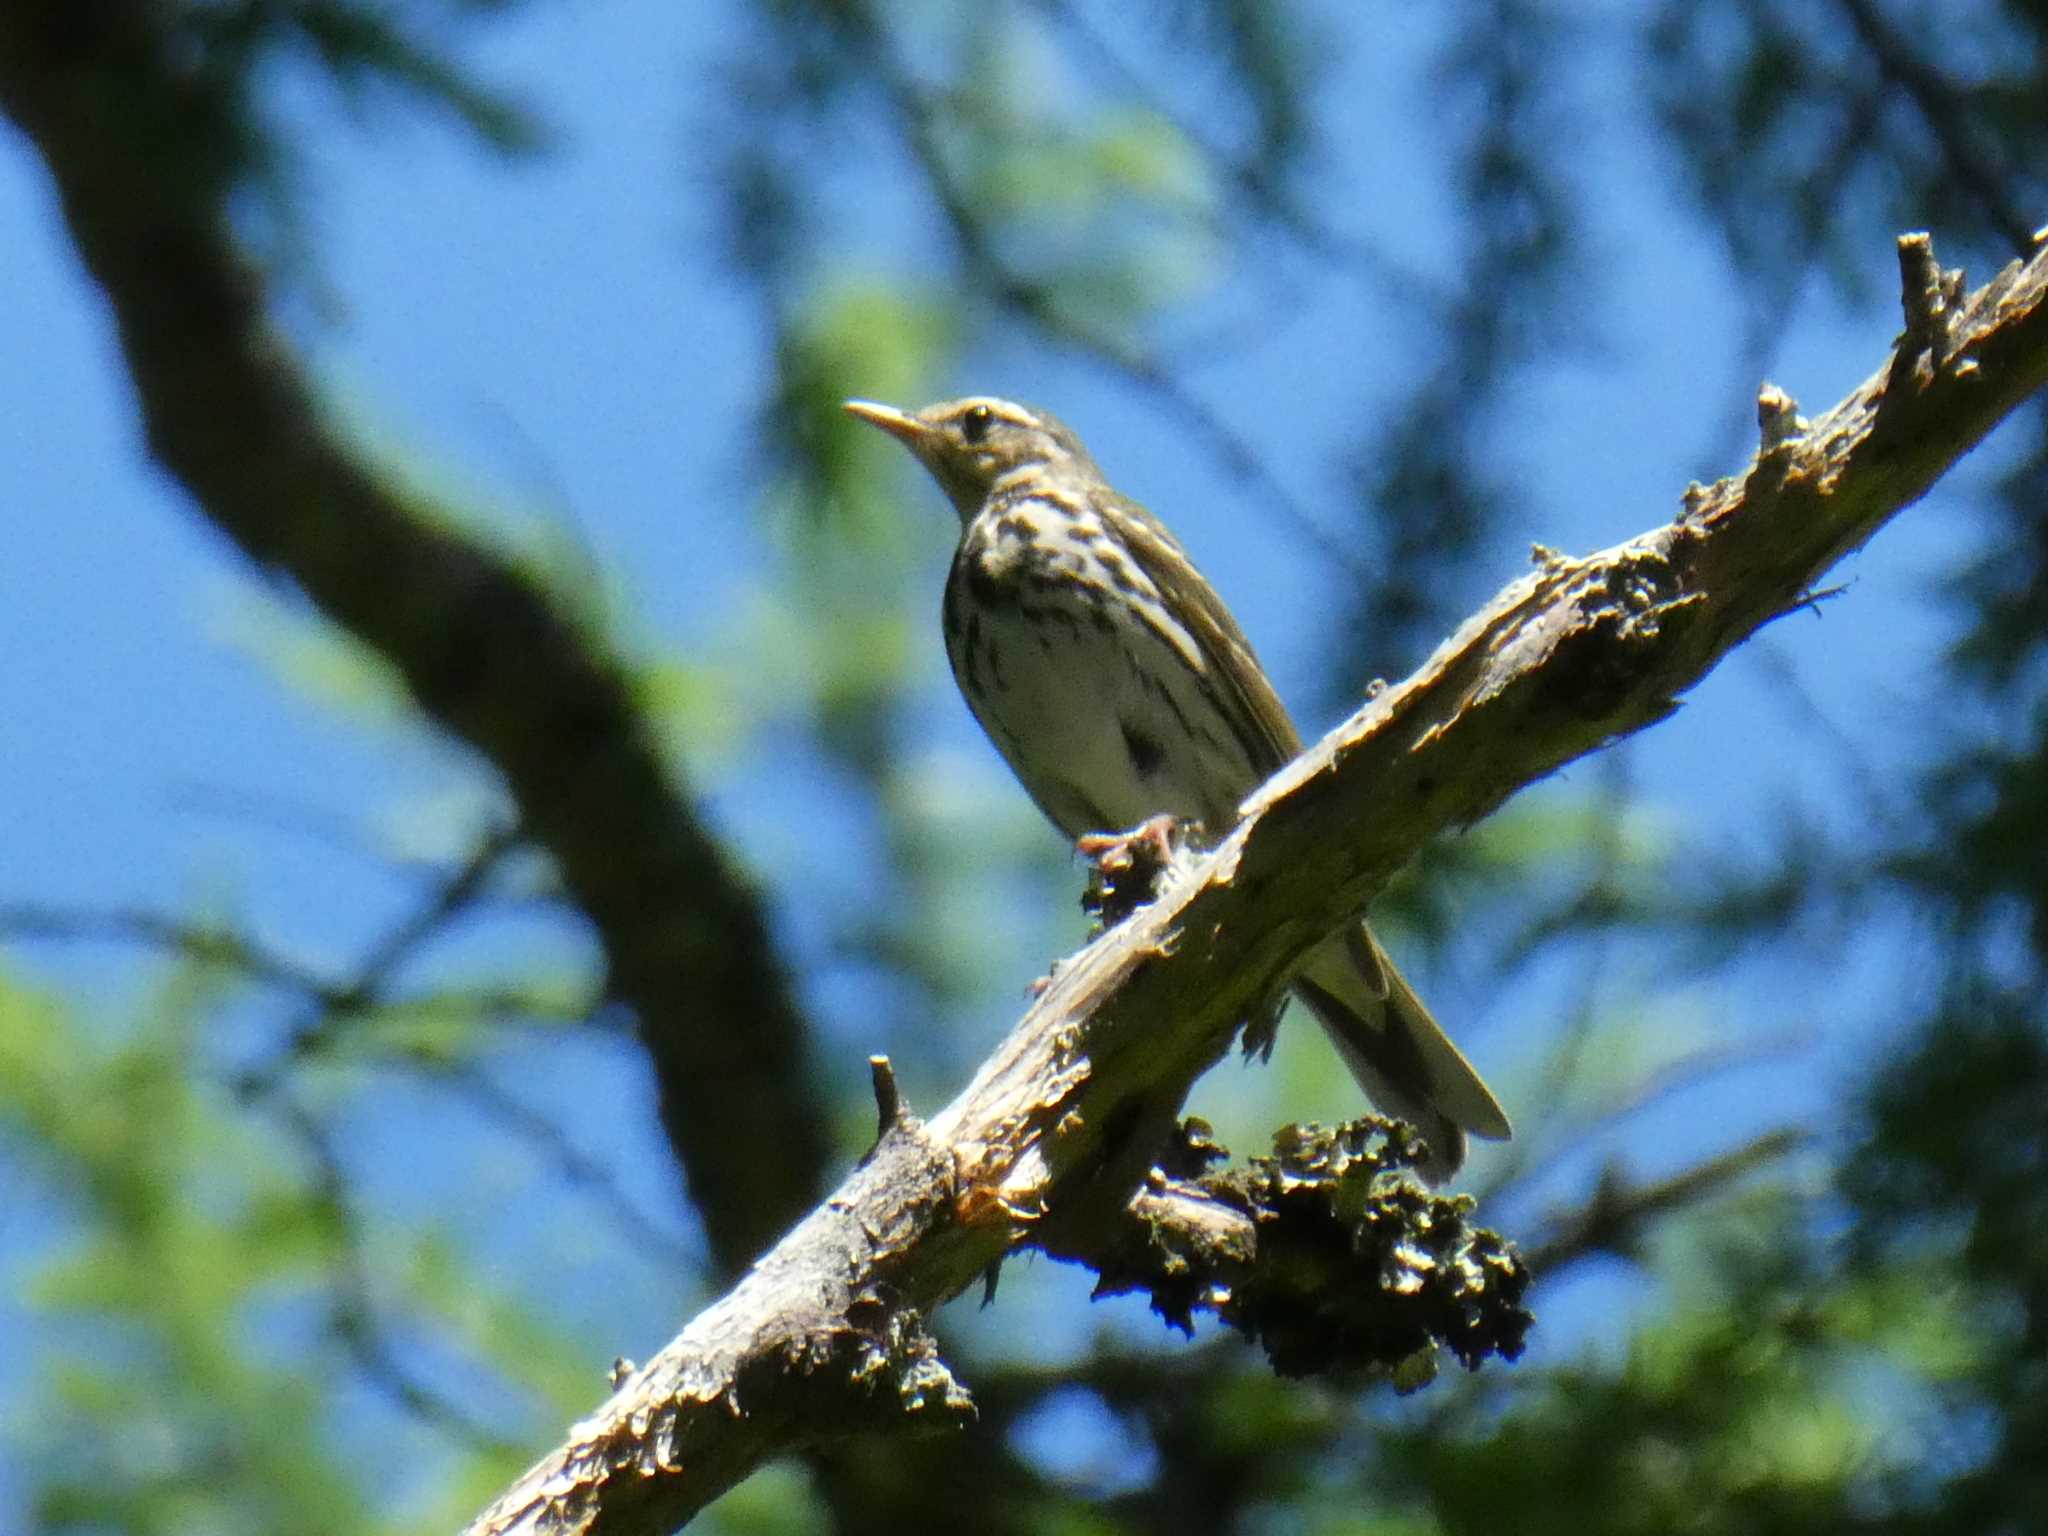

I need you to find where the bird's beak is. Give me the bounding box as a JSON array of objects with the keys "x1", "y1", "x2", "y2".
[{"x1": 843, "y1": 399, "x2": 934, "y2": 451}]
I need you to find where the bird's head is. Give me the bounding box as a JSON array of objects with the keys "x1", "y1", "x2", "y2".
[{"x1": 843, "y1": 396, "x2": 1101, "y2": 522}]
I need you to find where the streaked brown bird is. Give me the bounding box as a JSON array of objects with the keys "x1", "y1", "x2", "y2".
[{"x1": 844, "y1": 394, "x2": 1510, "y2": 1181}]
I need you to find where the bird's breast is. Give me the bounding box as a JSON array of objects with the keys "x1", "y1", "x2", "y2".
[{"x1": 943, "y1": 500, "x2": 1260, "y2": 839}]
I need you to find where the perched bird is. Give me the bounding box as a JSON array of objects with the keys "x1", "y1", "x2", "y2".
[{"x1": 844, "y1": 395, "x2": 1510, "y2": 1181}]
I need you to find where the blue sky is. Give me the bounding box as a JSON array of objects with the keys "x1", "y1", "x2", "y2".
[{"x1": 0, "y1": 0, "x2": 2017, "y2": 1521}]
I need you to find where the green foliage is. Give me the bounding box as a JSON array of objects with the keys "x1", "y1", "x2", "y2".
[
  {"x1": 0, "y1": 964, "x2": 381, "y2": 1534},
  {"x1": 0, "y1": 947, "x2": 599, "y2": 1533},
  {"x1": 6, "y1": 2, "x2": 2048, "y2": 1534},
  {"x1": 1837, "y1": 1003, "x2": 2048, "y2": 1529}
]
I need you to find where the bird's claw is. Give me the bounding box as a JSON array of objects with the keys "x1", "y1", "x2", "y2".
[{"x1": 1078, "y1": 813, "x2": 1192, "y2": 926}]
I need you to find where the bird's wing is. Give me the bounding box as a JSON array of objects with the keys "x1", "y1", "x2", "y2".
[{"x1": 1103, "y1": 491, "x2": 1302, "y2": 777}]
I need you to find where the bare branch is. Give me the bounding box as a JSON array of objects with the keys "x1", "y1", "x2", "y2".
[{"x1": 465, "y1": 236, "x2": 2048, "y2": 1533}]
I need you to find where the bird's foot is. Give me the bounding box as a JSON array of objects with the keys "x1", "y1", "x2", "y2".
[{"x1": 1078, "y1": 813, "x2": 1192, "y2": 926}]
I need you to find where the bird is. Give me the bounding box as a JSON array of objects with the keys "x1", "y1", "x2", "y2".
[{"x1": 843, "y1": 394, "x2": 1510, "y2": 1182}]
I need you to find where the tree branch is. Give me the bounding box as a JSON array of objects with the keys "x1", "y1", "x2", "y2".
[
  {"x1": 1836, "y1": 0, "x2": 2039, "y2": 256},
  {"x1": 461, "y1": 235, "x2": 2048, "y2": 1533},
  {"x1": 0, "y1": 0, "x2": 826, "y2": 1276},
  {"x1": 1521, "y1": 1129, "x2": 1812, "y2": 1277}
]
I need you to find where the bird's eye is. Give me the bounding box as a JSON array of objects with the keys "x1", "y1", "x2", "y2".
[{"x1": 961, "y1": 405, "x2": 995, "y2": 445}]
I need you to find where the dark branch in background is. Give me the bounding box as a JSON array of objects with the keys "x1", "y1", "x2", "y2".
[
  {"x1": 0, "y1": 901, "x2": 603, "y2": 1037},
  {"x1": 1652, "y1": 1, "x2": 2044, "y2": 350},
  {"x1": 0, "y1": 901, "x2": 692, "y2": 1273},
  {"x1": 273, "y1": 1094, "x2": 527, "y2": 1458},
  {"x1": 1837, "y1": 0, "x2": 2039, "y2": 256},
  {"x1": 465, "y1": 236, "x2": 2048, "y2": 1534},
  {"x1": 1522, "y1": 1129, "x2": 1811, "y2": 1275},
  {"x1": 0, "y1": 0, "x2": 826, "y2": 1278},
  {"x1": 0, "y1": 903, "x2": 340, "y2": 999},
  {"x1": 405, "y1": 1057, "x2": 700, "y2": 1272},
  {"x1": 306, "y1": 822, "x2": 524, "y2": 1023}
]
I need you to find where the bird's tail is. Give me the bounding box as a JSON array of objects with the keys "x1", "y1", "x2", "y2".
[{"x1": 1292, "y1": 922, "x2": 1511, "y2": 1185}]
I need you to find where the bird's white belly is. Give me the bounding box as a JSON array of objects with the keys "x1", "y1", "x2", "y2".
[{"x1": 954, "y1": 586, "x2": 1253, "y2": 840}]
